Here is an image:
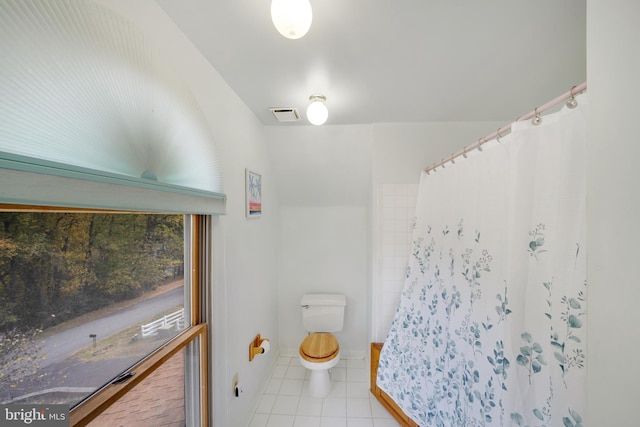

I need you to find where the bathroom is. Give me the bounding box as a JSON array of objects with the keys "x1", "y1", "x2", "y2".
[{"x1": 1, "y1": 1, "x2": 636, "y2": 426}]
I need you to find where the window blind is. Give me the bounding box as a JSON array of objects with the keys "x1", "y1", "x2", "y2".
[
  {"x1": 0, "y1": 0, "x2": 225, "y2": 213},
  {"x1": 0, "y1": 152, "x2": 226, "y2": 214}
]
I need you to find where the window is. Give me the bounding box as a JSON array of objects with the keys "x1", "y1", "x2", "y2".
[{"x1": 0, "y1": 207, "x2": 209, "y2": 426}]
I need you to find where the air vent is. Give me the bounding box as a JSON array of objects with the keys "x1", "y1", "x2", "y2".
[{"x1": 270, "y1": 108, "x2": 300, "y2": 122}]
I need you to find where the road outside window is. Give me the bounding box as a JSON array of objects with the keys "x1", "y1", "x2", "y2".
[{"x1": 0, "y1": 212, "x2": 186, "y2": 408}]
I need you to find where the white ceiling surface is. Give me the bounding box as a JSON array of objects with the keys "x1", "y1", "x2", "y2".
[{"x1": 156, "y1": 0, "x2": 586, "y2": 126}]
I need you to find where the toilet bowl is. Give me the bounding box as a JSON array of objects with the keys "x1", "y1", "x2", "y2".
[
  {"x1": 298, "y1": 332, "x2": 340, "y2": 398},
  {"x1": 299, "y1": 293, "x2": 346, "y2": 398}
]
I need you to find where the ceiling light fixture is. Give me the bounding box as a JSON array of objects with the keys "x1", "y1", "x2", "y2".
[
  {"x1": 306, "y1": 94, "x2": 328, "y2": 125},
  {"x1": 271, "y1": 0, "x2": 312, "y2": 40}
]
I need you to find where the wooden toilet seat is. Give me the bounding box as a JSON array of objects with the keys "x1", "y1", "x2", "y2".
[{"x1": 299, "y1": 333, "x2": 339, "y2": 363}]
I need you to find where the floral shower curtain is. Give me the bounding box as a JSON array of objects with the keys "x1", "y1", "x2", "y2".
[{"x1": 377, "y1": 94, "x2": 587, "y2": 427}]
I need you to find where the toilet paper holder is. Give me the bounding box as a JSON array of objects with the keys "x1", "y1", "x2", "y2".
[{"x1": 249, "y1": 334, "x2": 270, "y2": 361}]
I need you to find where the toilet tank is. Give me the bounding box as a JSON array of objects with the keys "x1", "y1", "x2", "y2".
[{"x1": 301, "y1": 294, "x2": 347, "y2": 333}]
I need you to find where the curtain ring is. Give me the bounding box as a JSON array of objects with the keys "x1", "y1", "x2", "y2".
[
  {"x1": 566, "y1": 85, "x2": 578, "y2": 109},
  {"x1": 441, "y1": 159, "x2": 446, "y2": 168},
  {"x1": 496, "y1": 128, "x2": 502, "y2": 143},
  {"x1": 532, "y1": 108, "x2": 542, "y2": 126},
  {"x1": 477, "y1": 138, "x2": 483, "y2": 152},
  {"x1": 462, "y1": 146, "x2": 468, "y2": 158},
  {"x1": 450, "y1": 153, "x2": 455, "y2": 164}
]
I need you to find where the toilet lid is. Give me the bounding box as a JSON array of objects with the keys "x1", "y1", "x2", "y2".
[{"x1": 299, "y1": 333, "x2": 339, "y2": 362}]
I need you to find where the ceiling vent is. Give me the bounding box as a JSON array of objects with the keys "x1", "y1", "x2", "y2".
[{"x1": 270, "y1": 108, "x2": 300, "y2": 122}]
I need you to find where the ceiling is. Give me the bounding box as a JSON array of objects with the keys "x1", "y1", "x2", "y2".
[{"x1": 156, "y1": 0, "x2": 586, "y2": 126}]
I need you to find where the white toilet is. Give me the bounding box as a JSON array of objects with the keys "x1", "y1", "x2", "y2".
[{"x1": 298, "y1": 293, "x2": 347, "y2": 398}]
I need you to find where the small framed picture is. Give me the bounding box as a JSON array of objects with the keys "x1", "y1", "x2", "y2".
[{"x1": 245, "y1": 169, "x2": 262, "y2": 218}]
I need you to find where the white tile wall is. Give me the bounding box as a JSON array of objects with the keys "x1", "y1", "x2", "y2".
[{"x1": 373, "y1": 184, "x2": 418, "y2": 342}]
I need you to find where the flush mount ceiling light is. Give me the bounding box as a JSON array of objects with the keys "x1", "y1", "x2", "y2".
[
  {"x1": 271, "y1": 0, "x2": 312, "y2": 40},
  {"x1": 306, "y1": 94, "x2": 328, "y2": 126}
]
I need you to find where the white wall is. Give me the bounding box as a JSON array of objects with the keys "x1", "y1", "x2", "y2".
[
  {"x1": 268, "y1": 122, "x2": 507, "y2": 357},
  {"x1": 371, "y1": 122, "x2": 505, "y2": 185},
  {"x1": 372, "y1": 183, "x2": 418, "y2": 342},
  {"x1": 265, "y1": 125, "x2": 371, "y2": 359},
  {"x1": 278, "y1": 206, "x2": 369, "y2": 358},
  {"x1": 97, "y1": 2, "x2": 281, "y2": 426},
  {"x1": 587, "y1": 1, "x2": 640, "y2": 425},
  {"x1": 265, "y1": 125, "x2": 372, "y2": 207}
]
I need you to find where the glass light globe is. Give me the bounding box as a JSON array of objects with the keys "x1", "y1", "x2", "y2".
[
  {"x1": 271, "y1": 0, "x2": 312, "y2": 40},
  {"x1": 307, "y1": 98, "x2": 328, "y2": 125}
]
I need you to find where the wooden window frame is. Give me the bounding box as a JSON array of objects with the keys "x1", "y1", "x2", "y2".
[
  {"x1": 0, "y1": 205, "x2": 209, "y2": 427},
  {"x1": 70, "y1": 324, "x2": 208, "y2": 426}
]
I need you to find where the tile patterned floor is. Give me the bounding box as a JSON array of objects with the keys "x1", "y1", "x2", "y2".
[{"x1": 249, "y1": 355, "x2": 400, "y2": 427}]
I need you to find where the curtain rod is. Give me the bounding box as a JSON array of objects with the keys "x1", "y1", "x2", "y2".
[{"x1": 424, "y1": 81, "x2": 587, "y2": 174}]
